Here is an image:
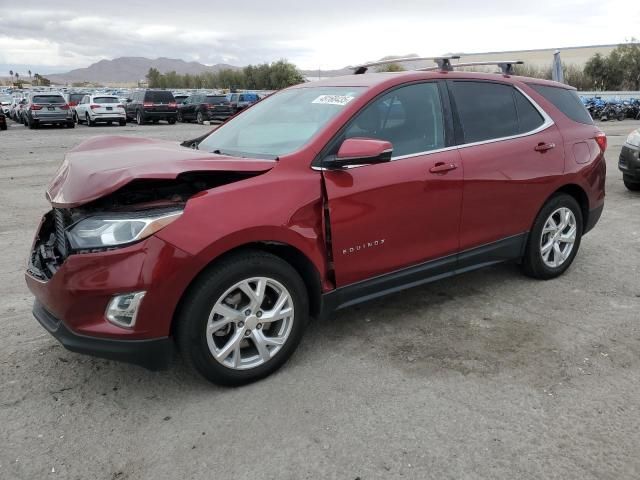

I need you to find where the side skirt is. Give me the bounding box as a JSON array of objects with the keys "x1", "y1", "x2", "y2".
[{"x1": 319, "y1": 232, "x2": 527, "y2": 317}]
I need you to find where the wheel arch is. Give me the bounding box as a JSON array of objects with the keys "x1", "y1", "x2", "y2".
[
  {"x1": 170, "y1": 241, "x2": 324, "y2": 337},
  {"x1": 552, "y1": 183, "x2": 590, "y2": 229}
]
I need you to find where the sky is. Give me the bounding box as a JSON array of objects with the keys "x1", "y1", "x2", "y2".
[{"x1": 0, "y1": 0, "x2": 638, "y2": 74}]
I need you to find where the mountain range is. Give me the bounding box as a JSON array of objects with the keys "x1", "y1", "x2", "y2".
[{"x1": 44, "y1": 57, "x2": 241, "y2": 85}]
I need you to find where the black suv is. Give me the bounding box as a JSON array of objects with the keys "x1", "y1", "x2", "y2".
[
  {"x1": 125, "y1": 90, "x2": 177, "y2": 125},
  {"x1": 619, "y1": 128, "x2": 640, "y2": 191},
  {"x1": 177, "y1": 94, "x2": 233, "y2": 124}
]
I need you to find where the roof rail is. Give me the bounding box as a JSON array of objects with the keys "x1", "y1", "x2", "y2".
[
  {"x1": 352, "y1": 56, "x2": 461, "y2": 75},
  {"x1": 418, "y1": 60, "x2": 524, "y2": 75}
]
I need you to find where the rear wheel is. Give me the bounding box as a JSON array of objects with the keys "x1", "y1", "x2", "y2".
[
  {"x1": 177, "y1": 250, "x2": 309, "y2": 386},
  {"x1": 168, "y1": 118, "x2": 176, "y2": 125},
  {"x1": 27, "y1": 116, "x2": 37, "y2": 129},
  {"x1": 119, "y1": 119, "x2": 126, "y2": 126},
  {"x1": 86, "y1": 113, "x2": 95, "y2": 127},
  {"x1": 66, "y1": 121, "x2": 75, "y2": 128},
  {"x1": 136, "y1": 111, "x2": 144, "y2": 125},
  {"x1": 197, "y1": 112, "x2": 204, "y2": 124},
  {"x1": 623, "y1": 176, "x2": 640, "y2": 191},
  {"x1": 522, "y1": 194, "x2": 583, "y2": 279},
  {"x1": 177, "y1": 111, "x2": 184, "y2": 123}
]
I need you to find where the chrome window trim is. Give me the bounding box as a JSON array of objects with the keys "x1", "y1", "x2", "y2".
[{"x1": 312, "y1": 85, "x2": 554, "y2": 171}]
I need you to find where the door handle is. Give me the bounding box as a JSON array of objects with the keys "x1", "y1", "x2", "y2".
[
  {"x1": 534, "y1": 142, "x2": 556, "y2": 153},
  {"x1": 429, "y1": 162, "x2": 458, "y2": 174}
]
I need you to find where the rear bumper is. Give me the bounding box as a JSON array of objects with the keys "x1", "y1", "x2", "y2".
[
  {"x1": 619, "y1": 143, "x2": 640, "y2": 180},
  {"x1": 91, "y1": 114, "x2": 126, "y2": 122},
  {"x1": 33, "y1": 301, "x2": 173, "y2": 370},
  {"x1": 142, "y1": 110, "x2": 177, "y2": 119},
  {"x1": 204, "y1": 110, "x2": 233, "y2": 121},
  {"x1": 31, "y1": 113, "x2": 72, "y2": 123}
]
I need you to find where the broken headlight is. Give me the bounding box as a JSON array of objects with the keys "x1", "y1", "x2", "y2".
[{"x1": 67, "y1": 209, "x2": 183, "y2": 250}]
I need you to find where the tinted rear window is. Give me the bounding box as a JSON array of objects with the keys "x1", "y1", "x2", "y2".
[
  {"x1": 513, "y1": 90, "x2": 545, "y2": 133},
  {"x1": 144, "y1": 91, "x2": 175, "y2": 103},
  {"x1": 68, "y1": 94, "x2": 85, "y2": 102},
  {"x1": 93, "y1": 97, "x2": 119, "y2": 103},
  {"x1": 528, "y1": 84, "x2": 593, "y2": 125},
  {"x1": 206, "y1": 96, "x2": 227, "y2": 104},
  {"x1": 33, "y1": 95, "x2": 65, "y2": 104},
  {"x1": 451, "y1": 81, "x2": 519, "y2": 143}
]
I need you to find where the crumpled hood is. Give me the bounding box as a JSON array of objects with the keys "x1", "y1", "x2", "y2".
[{"x1": 46, "y1": 136, "x2": 276, "y2": 208}]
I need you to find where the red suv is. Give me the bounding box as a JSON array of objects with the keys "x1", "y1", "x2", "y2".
[{"x1": 26, "y1": 62, "x2": 606, "y2": 385}]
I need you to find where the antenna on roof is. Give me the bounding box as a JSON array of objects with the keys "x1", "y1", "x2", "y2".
[{"x1": 352, "y1": 56, "x2": 461, "y2": 74}]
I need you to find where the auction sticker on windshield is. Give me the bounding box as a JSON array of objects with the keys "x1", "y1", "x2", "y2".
[{"x1": 312, "y1": 95, "x2": 355, "y2": 106}]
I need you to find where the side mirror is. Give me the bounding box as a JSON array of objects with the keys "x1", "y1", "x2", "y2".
[{"x1": 324, "y1": 138, "x2": 392, "y2": 169}]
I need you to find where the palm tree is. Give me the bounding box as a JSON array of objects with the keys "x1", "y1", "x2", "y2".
[
  {"x1": 9, "y1": 70, "x2": 13, "y2": 78},
  {"x1": 28, "y1": 70, "x2": 32, "y2": 81}
]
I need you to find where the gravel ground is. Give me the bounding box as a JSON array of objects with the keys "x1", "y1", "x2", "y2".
[{"x1": 1, "y1": 117, "x2": 639, "y2": 480}]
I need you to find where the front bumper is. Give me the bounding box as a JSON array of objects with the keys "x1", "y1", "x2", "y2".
[
  {"x1": 25, "y1": 211, "x2": 199, "y2": 368},
  {"x1": 619, "y1": 143, "x2": 640, "y2": 180},
  {"x1": 33, "y1": 301, "x2": 173, "y2": 370}
]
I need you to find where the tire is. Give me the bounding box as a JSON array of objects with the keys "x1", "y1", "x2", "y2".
[
  {"x1": 27, "y1": 116, "x2": 36, "y2": 129},
  {"x1": 623, "y1": 177, "x2": 640, "y2": 191},
  {"x1": 197, "y1": 112, "x2": 204, "y2": 124},
  {"x1": 119, "y1": 119, "x2": 126, "y2": 126},
  {"x1": 86, "y1": 113, "x2": 95, "y2": 127},
  {"x1": 177, "y1": 250, "x2": 309, "y2": 386},
  {"x1": 66, "y1": 121, "x2": 75, "y2": 128},
  {"x1": 107, "y1": 121, "x2": 112, "y2": 126},
  {"x1": 177, "y1": 111, "x2": 183, "y2": 122},
  {"x1": 168, "y1": 118, "x2": 176, "y2": 125},
  {"x1": 0, "y1": 123, "x2": 7, "y2": 131},
  {"x1": 136, "y1": 111, "x2": 145, "y2": 125},
  {"x1": 522, "y1": 193, "x2": 583, "y2": 280},
  {"x1": 75, "y1": 112, "x2": 82, "y2": 124}
]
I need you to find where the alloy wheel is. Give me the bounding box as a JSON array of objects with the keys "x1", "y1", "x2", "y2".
[
  {"x1": 206, "y1": 277, "x2": 294, "y2": 370},
  {"x1": 540, "y1": 207, "x2": 577, "y2": 268}
]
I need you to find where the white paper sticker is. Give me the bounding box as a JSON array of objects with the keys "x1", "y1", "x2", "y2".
[{"x1": 312, "y1": 95, "x2": 355, "y2": 106}]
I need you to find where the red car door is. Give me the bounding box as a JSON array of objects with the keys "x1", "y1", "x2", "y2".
[
  {"x1": 322, "y1": 82, "x2": 463, "y2": 286},
  {"x1": 448, "y1": 80, "x2": 565, "y2": 251}
]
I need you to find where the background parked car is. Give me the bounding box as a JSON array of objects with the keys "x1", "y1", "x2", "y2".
[
  {"x1": 75, "y1": 94, "x2": 126, "y2": 126},
  {"x1": 23, "y1": 93, "x2": 74, "y2": 129},
  {"x1": 125, "y1": 90, "x2": 177, "y2": 125},
  {"x1": 619, "y1": 128, "x2": 640, "y2": 191},
  {"x1": 64, "y1": 92, "x2": 88, "y2": 121},
  {"x1": 0, "y1": 95, "x2": 12, "y2": 115},
  {"x1": 227, "y1": 92, "x2": 259, "y2": 113},
  {"x1": 9, "y1": 98, "x2": 26, "y2": 122},
  {"x1": 173, "y1": 94, "x2": 189, "y2": 105},
  {"x1": 177, "y1": 93, "x2": 233, "y2": 124}
]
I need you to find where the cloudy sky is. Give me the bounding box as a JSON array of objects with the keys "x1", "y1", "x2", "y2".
[{"x1": 1, "y1": 0, "x2": 638, "y2": 74}]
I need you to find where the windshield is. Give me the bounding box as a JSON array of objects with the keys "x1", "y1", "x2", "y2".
[
  {"x1": 206, "y1": 95, "x2": 227, "y2": 104},
  {"x1": 145, "y1": 91, "x2": 175, "y2": 103},
  {"x1": 198, "y1": 86, "x2": 365, "y2": 158}
]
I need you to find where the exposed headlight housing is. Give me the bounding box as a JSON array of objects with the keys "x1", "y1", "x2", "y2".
[
  {"x1": 106, "y1": 291, "x2": 146, "y2": 328},
  {"x1": 67, "y1": 208, "x2": 182, "y2": 250},
  {"x1": 627, "y1": 129, "x2": 640, "y2": 148}
]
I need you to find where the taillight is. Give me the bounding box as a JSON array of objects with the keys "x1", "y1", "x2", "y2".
[
  {"x1": 69, "y1": 101, "x2": 77, "y2": 107},
  {"x1": 60, "y1": 104, "x2": 70, "y2": 110},
  {"x1": 89, "y1": 104, "x2": 100, "y2": 109},
  {"x1": 143, "y1": 102, "x2": 153, "y2": 107},
  {"x1": 30, "y1": 104, "x2": 42, "y2": 110},
  {"x1": 116, "y1": 104, "x2": 124, "y2": 109},
  {"x1": 595, "y1": 132, "x2": 607, "y2": 153}
]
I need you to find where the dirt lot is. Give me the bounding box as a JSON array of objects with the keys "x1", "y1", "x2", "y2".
[{"x1": 1, "y1": 117, "x2": 639, "y2": 480}]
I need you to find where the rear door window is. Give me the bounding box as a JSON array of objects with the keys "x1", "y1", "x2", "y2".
[
  {"x1": 343, "y1": 82, "x2": 445, "y2": 158},
  {"x1": 528, "y1": 84, "x2": 593, "y2": 125},
  {"x1": 513, "y1": 90, "x2": 545, "y2": 133},
  {"x1": 450, "y1": 81, "x2": 520, "y2": 143},
  {"x1": 33, "y1": 95, "x2": 65, "y2": 104}
]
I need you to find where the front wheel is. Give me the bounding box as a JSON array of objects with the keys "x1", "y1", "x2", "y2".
[
  {"x1": 167, "y1": 118, "x2": 176, "y2": 125},
  {"x1": 177, "y1": 251, "x2": 309, "y2": 386},
  {"x1": 196, "y1": 112, "x2": 204, "y2": 124},
  {"x1": 522, "y1": 194, "x2": 583, "y2": 279}
]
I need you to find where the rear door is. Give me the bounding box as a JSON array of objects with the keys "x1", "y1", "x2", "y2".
[
  {"x1": 448, "y1": 80, "x2": 564, "y2": 252},
  {"x1": 323, "y1": 81, "x2": 463, "y2": 286}
]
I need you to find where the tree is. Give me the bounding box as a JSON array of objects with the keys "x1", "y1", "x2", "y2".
[
  {"x1": 584, "y1": 41, "x2": 640, "y2": 90},
  {"x1": 375, "y1": 63, "x2": 405, "y2": 72},
  {"x1": 28, "y1": 70, "x2": 32, "y2": 81}
]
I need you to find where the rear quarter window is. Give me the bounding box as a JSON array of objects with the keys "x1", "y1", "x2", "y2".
[{"x1": 528, "y1": 84, "x2": 593, "y2": 125}]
